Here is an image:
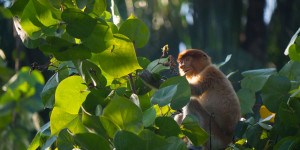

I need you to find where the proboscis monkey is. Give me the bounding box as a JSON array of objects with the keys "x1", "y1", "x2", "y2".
[{"x1": 175, "y1": 49, "x2": 241, "y2": 150}]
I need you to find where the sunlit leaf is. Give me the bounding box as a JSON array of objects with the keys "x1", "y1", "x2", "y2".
[
  {"x1": 50, "y1": 107, "x2": 86, "y2": 135},
  {"x1": 85, "y1": 0, "x2": 106, "y2": 17},
  {"x1": 55, "y1": 76, "x2": 90, "y2": 114},
  {"x1": 90, "y1": 34, "x2": 142, "y2": 78},
  {"x1": 119, "y1": 14, "x2": 149, "y2": 48},
  {"x1": 103, "y1": 96, "x2": 143, "y2": 134}
]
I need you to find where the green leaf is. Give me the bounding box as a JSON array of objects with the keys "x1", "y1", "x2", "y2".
[
  {"x1": 82, "y1": 22, "x2": 115, "y2": 53},
  {"x1": 142, "y1": 107, "x2": 156, "y2": 127},
  {"x1": 41, "y1": 136, "x2": 57, "y2": 150},
  {"x1": 146, "y1": 58, "x2": 170, "y2": 73},
  {"x1": 28, "y1": 131, "x2": 40, "y2": 150},
  {"x1": 55, "y1": 76, "x2": 90, "y2": 114},
  {"x1": 9, "y1": 0, "x2": 30, "y2": 17},
  {"x1": 155, "y1": 116, "x2": 182, "y2": 137},
  {"x1": 279, "y1": 61, "x2": 300, "y2": 81},
  {"x1": 20, "y1": 0, "x2": 59, "y2": 39},
  {"x1": 107, "y1": 22, "x2": 118, "y2": 33},
  {"x1": 50, "y1": 107, "x2": 86, "y2": 136},
  {"x1": 61, "y1": 8, "x2": 97, "y2": 39},
  {"x1": 278, "y1": 102, "x2": 300, "y2": 128},
  {"x1": 241, "y1": 68, "x2": 277, "y2": 92},
  {"x1": 151, "y1": 85, "x2": 178, "y2": 107},
  {"x1": 217, "y1": 54, "x2": 232, "y2": 68},
  {"x1": 181, "y1": 114, "x2": 209, "y2": 146},
  {"x1": 53, "y1": 44, "x2": 92, "y2": 61},
  {"x1": 114, "y1": 130, "x2": 146, "y2": 150},
  {"x1": 246, "y1": 124, "x2": 263, "y2": 147},
  {"x1": 74, "y1": 133, "x2": 110, "y2": 150},
  {"x1": 242, "y1": 68, "x2": 277, "y2": 76},
  {"x1": 138, "y1": 57, "x2": 151, "y2": 69},
  {"x1": 138, "y1": 94, "x2": 151, "y2": 111},
  {"x1": 103, "y1": 96, "x2": 143, "y2": 134},
  {"x1": 237, "y1": 89, "x2": 256, "y2": 116},
  {"x1": 164, "y1": 136, "x2": 188, "y2": 150},
  {"x1": 119, "y1": 14, "x2": 149, "y2": 48},
  {"x1": 139, "y1": 129, "x2": 169, "y2": 149},
  {"x1": 57, "y1": 129, "x2": 75, "y2": 150},
  {"x1": 288, "y1": 44, "x2": 300, "y2": 62},
  {"x1": 85, "y1": 0, "x2": 106, "y2": 17},
  {"x1": 160, "y1": 76, "x2": 191, "y2": 110},
  {"x1": 82, "y1": 110, "x2": 106, "y2": 136},
  {"x1": 90, "y1": 34, "x2": 142, "y2": 78},
  {"x1": 73, "y1": 60, "x2": 107, "y2": 88},
  {"x1": 261, "y1": 76, "x2": 291, "y2": 113},
  {"x1": 274, "y1": 136, "x2": 300, "y2": 150}
]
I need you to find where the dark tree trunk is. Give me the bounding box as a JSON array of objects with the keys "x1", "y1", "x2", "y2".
[{"x1": 242, "y1": 0, "x2": 266, "y2": 62}]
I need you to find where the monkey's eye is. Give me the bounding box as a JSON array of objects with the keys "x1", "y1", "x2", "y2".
[{"x1": 203, "y1": 54, "x2": 207, "y2": 57}]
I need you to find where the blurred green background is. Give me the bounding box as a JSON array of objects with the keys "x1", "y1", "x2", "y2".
[{"x1": 0, "y1": 0, "x2": 300, "y2": 149}]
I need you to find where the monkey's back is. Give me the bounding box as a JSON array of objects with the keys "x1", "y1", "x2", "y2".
[{"x1": 198, "y1": 65, "x2": 241, "y2": 135}]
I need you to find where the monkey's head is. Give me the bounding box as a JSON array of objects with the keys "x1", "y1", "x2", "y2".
[{"x1": 177, "y1": 49, "x2": 211, "y2": 78}]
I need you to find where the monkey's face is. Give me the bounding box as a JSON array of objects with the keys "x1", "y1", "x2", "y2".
[{"x1": 178, "y1": 56, "x2": 194, "y2": 77}]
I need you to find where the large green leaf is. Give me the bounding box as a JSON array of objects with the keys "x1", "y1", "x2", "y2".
[
  {"x1": 74, "y1": 133, "x2": 110, "y2": 150},
  {"x1": 82, "y1": 22, "x2": 115, "y2": 53},
  {"x1": 57, "y1": 129, "x2": 75, "y2": 150},
  {"x1": 241, "y1": 68, "x2": 277, "y2": 92},
  {"x1": 119, "y1": 15, "x2": 149, "y2": 48},
  {"x1": 150, "y1": 85, "x2": 178, "y2": 107},
  {"x1": 164, "y1": 136, "x2": 188, "y2": 150},
  {"x1": 288, "y1": 44, "x2": 300, "y2": 62},
  {"x1": 53, "y1": 44, "x2": 92, "y2": 61},
  {"x1": 160, "y1": 76, "x2": 191, "y2": 110},
  {"x1": 90, "y1": 34, "x2": 142, "y2": 78},
  {"x1": 39, "y1": 36, "x2": 92, "y2": 60},
  {"x1": 61, "y1": 8, "x2": 97, "y2": 39},
  {"x1": 55, "y1": 76, "x2": 90, "y2": 114},
  {"x1": 20, "y1": 0, "x2": 59, "y2": 39},
  {"x1": 237, "y1": 88, "x2": 256, "y2": 116},
  {"x1": 155, "y1": 116, "x2": 182, "y2": 137},
  {"x1": 139, "y1": 130, "x2": 168, "y2": 149},
  {"x1": 261, "y1": 75, "x2": 291, "y2": 113},
  {"x1": 142, "y1": 107, "x2": 156, "y2": 127},
  {"x1": 278, "y1": 101, "x2": 300, "y2": 128},
  {"x1": 103, "y1": 96, "x2": 143, "y2": 134},
  {"x1": 181, "y1": 114, "x2": 209, "y2": 146},
  {"x1": 85, "y1": 0, "x2": 106, "y2": 17},
  {"x1": 50, "y1": 107, "x2": 86, "y2": 136},
  {"x1": 114, "y1": 130, "x2": 146, "y2": 150}
]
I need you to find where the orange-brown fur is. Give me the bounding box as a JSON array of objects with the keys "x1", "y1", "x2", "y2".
[{"x1": 176, "y1": 49, "x2": 241, "y2": 150}]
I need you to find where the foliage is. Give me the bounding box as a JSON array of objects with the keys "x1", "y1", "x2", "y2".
[
  {"x1": 2, "y1": 0, "x2": 207, "y2": 149},
  {"x1": 0, "y1": 0, "x2": 300, "y2": 149},
  {"x1": 232, "y1": 30, "x2": 300, "y2": 149}
]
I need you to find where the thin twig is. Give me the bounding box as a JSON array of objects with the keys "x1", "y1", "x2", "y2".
[{"x1": 127, "y1": 73, "x2": 136, "y2": 94}]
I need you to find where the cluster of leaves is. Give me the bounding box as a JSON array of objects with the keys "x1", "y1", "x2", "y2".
[
  {"x1": 232, "y1": 29, "x2": 300, "y2": 149},
  {"x1": 2, "y1": 0, "x2": 211, "y2": 149}
]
